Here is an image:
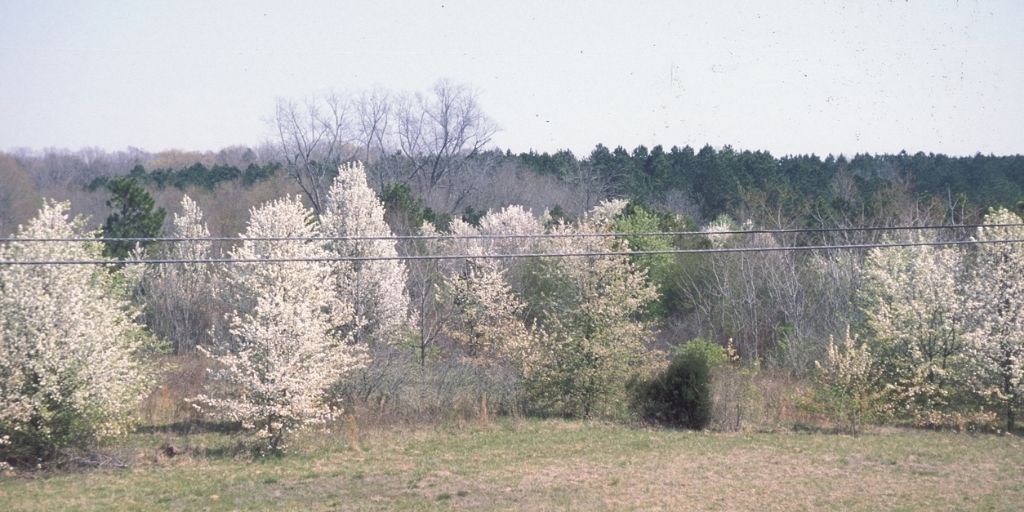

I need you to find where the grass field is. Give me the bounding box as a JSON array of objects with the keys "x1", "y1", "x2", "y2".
[{"x1": 1, "y1": 420, "x2": 1022, "y2": 511}]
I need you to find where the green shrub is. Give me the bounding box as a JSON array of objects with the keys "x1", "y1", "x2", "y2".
[
  {"x1": 631, "y1": 349, "x2": 712, "y2": 429},
  {"x1": 675, "y1": 338, "x2": 728, "y2": 369}
]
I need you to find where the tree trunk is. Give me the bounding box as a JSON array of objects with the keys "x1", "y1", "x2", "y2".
[
  {"x1": 1008, "y1": 400, "x2": 1016, "y2": 432},
  {"x1": 479, "y1": 393, "x2": 490, "y2": 424}
]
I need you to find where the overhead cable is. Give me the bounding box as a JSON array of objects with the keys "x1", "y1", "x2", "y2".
[
  {"x1": 2, "y1": 237, "x2": 1023, "y2": 266},
  {"x1": 2, "y1": 222, "x2": 1022, "y2": 244}
]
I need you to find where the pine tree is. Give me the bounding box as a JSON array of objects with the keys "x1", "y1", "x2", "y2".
[{"x1": 101, "y1": 176, "x2": 166, "y2": 259}]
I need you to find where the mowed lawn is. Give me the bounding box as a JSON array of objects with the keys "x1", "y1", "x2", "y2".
[{"x1": 2, "y1": 420, "x2": 1022, "y2": 511}]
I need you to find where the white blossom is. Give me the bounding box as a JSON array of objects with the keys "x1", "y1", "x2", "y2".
[
  {"x1": 439, "y1": 206, "x2": 542, "y2": 368},
  {"x1": 476, "y1": 205, "x2": 545, "y2": 258},
  {"x1": 814, "y1": 327, "x2": 880, "y2": 435},
  {"x1": 963, "y1": 208, "x2": 1024, "y2": 429},
  {"x1": 0, "y1": 201, "x2": 151, "y2": 460},
  {"x1": 526, "y1": 200, "x2": 660, "y2": 417},
  {"x1": 702, "y1": 214, "x2": 739, "y2": 248},
  {"x1": 858, "y1": 239, "x2": 965, "y2": 424},
  {"x1": 320, "y1": 162, "x2": 412, "y2": 345},
  {"x1": 194, "y1": 196, "x2": 365, "y2": 451},
  {"x1": 143, "y1": 195, "x2": 217, "y2": 353},
  {"x1": 444, "y1": 264, "x2": 535, "y2": 368}
]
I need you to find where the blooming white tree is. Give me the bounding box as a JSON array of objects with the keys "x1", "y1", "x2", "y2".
[
  {"x1": 320, "y1": 162, "x2": 412, "y2": 346},
  {"x1": 859, "y1": 241, "x2": 965, "y2": 424},
  {"x1": 412, "y1": 206, "x2": 542, "y2": 366},
  {"x1": 814, "y1": 327, "x2": 881, "y2": 435},
  {"x1": 195, "y1": 196, "x2": 364, "y2": 451},
  {"x1": 702, "y1": 213, "x2": 740, "y2": 249},
  {"x1": 444, "y1": 266, "x2": 534, "y2": 366},
  {"x1": 963, "y1": 208, "x2": 1024, "y2": 430},
  {"x1": 475, "y1": 205, "x2": 545, "y2": 260},
  {"x1": 525, "y1": 200, "x2": 660, "y2": 417},
  {"x1": 0, "y1": 201, "x2": 151, "y2": 462},
  {"x1": 434, "y1": 206, "x2": 541, "y2": 366},
  {"x1": 142, "y1": 195, "x2": 217, "y2": 353}
]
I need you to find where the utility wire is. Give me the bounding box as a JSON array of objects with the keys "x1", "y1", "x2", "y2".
[
  {"x1": 2, "y1": 238, "x2": 1023, "y2": 266},
  {"x1": 2, "y1": 223, "x2": 1022, "y2": 244}
]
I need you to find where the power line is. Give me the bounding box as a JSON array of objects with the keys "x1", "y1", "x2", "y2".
[
  {"x1": 2, "y1": 238, "x2": 1023, "y2": 266},
  {"x1": 2, "y1": 222, "x2": 1022, "y2": 244}
]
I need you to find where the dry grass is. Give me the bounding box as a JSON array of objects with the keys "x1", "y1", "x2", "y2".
[{"x1": 2, "y1": 419, "x2": 1022, "y2": 511}]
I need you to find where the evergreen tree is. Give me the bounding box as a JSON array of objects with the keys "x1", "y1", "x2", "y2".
[{"x1": 101, "y1": 177, "x2": 166, "y2": 259}]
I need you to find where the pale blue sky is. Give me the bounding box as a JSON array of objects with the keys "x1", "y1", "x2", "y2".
[{"x1": 1, "y1": 0, "x2": 1022, "y2": 156}]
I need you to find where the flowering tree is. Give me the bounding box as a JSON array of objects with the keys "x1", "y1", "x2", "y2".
[
  {"x1": 858, "y1": 241, "x2": 965, "y2": 424},
  {"x1": 413, "y1": 205, "x2": 543, "y2": 367},
  {"x1": 320, "y1": 162, "x2": 412, "y2": 346},
  {"x1": 444, "y1": 265, "x2": 534, "y2": 366},
  {"x1": 525, "y1": 200, "x2": 660, "y2": 418},
  {"x1": 142, "y1": 195, "x2": 217, "y2": 353},
  {"x1": 964, "y1": 208, "x2": 1024, "y2": 430},
  {"x1": 195, "y1": 196, "x2": 364, "y2": 451},
  {"x1": 814, "y1": 327, "x2": 881, "y2": 436},
  {"x1": 0, "y1": 201, "x2": 151, "y2": 462},
  {"x1": 475, "y1": 205, "x2": 545, "y2": 262},
  {"x1": 440, "y1": 206, "x2": 542, "y2": 366}
]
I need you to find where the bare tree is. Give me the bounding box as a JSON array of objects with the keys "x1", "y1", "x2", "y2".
[
  {"x1": 0, "y1": 154, "x2": 40, "y2": 235},
  {"x1": 353, "y1": 86, "x2": 394, "y2": 190},
  {"x1": 396, "y1": 80, "x2": 498, "y2": 190},
  {"x1": 271, "y1": 94, "x2": 355, "y2": 214}
]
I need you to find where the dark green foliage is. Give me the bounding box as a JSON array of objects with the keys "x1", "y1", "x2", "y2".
[
  {"x1": 101, "y1": 177, "x2": 166, "y2": 259},
  {"x1": 517, "y1": 146, "x2": 1024, "y2": 221},
  {"x1": 241, "y1": 163, "x2": 280, "y2": 186},
  {"x1": 461, "y1": 206, "x2": 486, "y2": 227},
  {"x1": 631, "y1": 349, "x2": 712, "y2": 430},
  {"x1": 380, "y1": 182, "x2": 452, "y2": 231},
  {"x1": 87, "y1": 163, "x2": 279, "y2": 192},
  {"x1": 517, "y1": 149, "x2": 579, "y2": 178}
]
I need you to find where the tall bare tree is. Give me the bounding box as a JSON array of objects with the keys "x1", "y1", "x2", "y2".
[
  {"x1": 271, "y1": 94, "x2": 354, "y2": 214},
  {"x1": 354, "y1": 86, "x2": 394, "y2": 190},
  {"x1": 396, "y1": 80, "x2": 498, "y2": 190}
]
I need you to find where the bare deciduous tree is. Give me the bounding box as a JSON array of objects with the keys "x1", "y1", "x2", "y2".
[
  {"x1": 271, "y1": 94, "x2": 355, "y2": 214},
  {"x1": 395, "y1": 80, "x2": 498, "y2": 190},
  {"x1": 354, "y1": 86, "x2": 394, "y2": 190}
]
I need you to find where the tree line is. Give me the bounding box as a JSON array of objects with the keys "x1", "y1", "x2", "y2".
[{"x1": 3, "y1": 82, "x2": 1024, "y2": 465}]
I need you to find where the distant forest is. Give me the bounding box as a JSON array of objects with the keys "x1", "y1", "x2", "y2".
[
  {"x1": 520, "y1": 145, "x2": 1024, "y2": 221},
  {"x1": 3, "y1": 143, "x2": 1024, "y2": 238},
  {"x1": 4, "y1": 80, "x2": 1021, "y2": 236}
]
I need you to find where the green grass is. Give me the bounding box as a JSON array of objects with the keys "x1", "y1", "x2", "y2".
[{"x1": 2, "y1": 420, "x2": 1023, "y2": 510}]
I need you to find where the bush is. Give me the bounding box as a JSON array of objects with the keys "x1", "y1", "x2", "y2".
[
  {"x1": 631, "y1": 349, "x2": 712, "y2": 429},
  {"x1": 676, "y1": 338, "x2": 729, "y2": 369},
  {"x1": 808, "y1": 328, "x2": 882, "y2": 435}
]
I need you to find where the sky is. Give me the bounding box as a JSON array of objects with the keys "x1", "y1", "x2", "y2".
[{"x1": 1, "y1": 0, "x2": 1023, "y2": 157}]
